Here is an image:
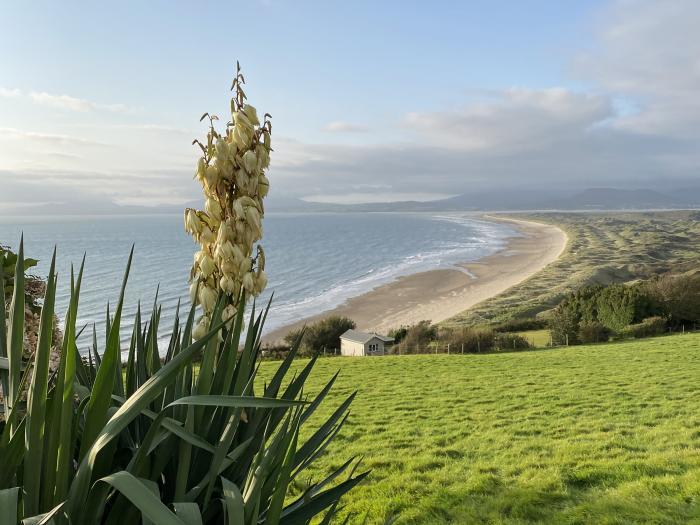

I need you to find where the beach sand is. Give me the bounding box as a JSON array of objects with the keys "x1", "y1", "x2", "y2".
[{"x1": 263, "y1": 216, "x2": 568, "y2": 343}]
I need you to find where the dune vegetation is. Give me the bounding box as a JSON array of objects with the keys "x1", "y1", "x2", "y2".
[
  {"x1": 446, "y1": 211, "x2": 700, "y2": 328},
  {"x1": 261, "y1": 333, "x2": 700, "y2": 524}
]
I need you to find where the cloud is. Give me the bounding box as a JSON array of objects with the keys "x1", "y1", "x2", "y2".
[
  {"x1": 0, "y1": 87, "x2": 22, "y2": 98},
  {"x1": 577, "y1": 0, "x2": 700, "y2": 139},
  {"x1": 404, "y1": 88, "x2": 612, "y2": 152},
  {"x1": 322, "y1": 121, "x2": 369, "y2": 133},
  {"x1": 0, "y1": 87, "x2": 130, "y2": 113},
  {"x1": 0, "y1": 127, "x2": 108, "y2": 147},
  {"x1": 29, "y1": 91, "x2": 129, "y2": 113}
]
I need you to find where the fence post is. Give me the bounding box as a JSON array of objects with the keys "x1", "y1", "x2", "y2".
[
  {"x1": 565, "y1": 334, "x2": 569, "y2": 346},
  {"x1": 447, "y1": 344, "x2": 450, "y2": 355},
  {"x1": 477, "y1": 340, "x2": 480, "y2": 353},
  {"x1": 461, "y1": 343, "x2": 464, "y2": 354}
]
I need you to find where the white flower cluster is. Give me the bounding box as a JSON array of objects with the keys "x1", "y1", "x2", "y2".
[{"x1": 184, "y1": 65, "x2": 270, "y2": 339}]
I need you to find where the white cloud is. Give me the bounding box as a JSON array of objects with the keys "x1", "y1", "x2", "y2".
[
  {"x1": 0, "y1": 87, "x2": 22, "y2": 98},
  {"x1": 322, "y1": 121, "x2": 369, "y2": 133},
  {"x1": 29, "y1": 91, "x2": 129, "y2": 113},
  {"x1": 405, "y1": 88, "x2": 612, "y2": 152}
]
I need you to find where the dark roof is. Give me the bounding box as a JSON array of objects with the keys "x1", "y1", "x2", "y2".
[{"x1": 340, "y1": 329, "x2": 394, "y2": 344}]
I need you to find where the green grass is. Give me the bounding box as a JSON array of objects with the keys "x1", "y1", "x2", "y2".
[
  {"x1": 515, "y1": 329, "x2": 552, "y2": 348},
  {"x1": 260, "y1": 333, "x2": 700, "y2": 524}
]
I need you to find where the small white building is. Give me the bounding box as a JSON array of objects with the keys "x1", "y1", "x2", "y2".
[{"x1": 339, "y1": 329, "x2": 394, "y2": 356}]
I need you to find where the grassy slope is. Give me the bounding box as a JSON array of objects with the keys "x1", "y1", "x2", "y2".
[
  {"x1": 445, "y1": 211, "x2": 700, "y2": 327},
  {"x1": 261, "y1": 334, "x2": 700, "y2": 524}
]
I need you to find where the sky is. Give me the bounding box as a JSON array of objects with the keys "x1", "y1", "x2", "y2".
[{"x1": 0, "y1": 0, "x2": 699, "y2": 212}]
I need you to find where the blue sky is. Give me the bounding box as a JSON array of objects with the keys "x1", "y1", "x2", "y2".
[{"x1": 1, "y1": 1, "x2": 698, "y2": 210}]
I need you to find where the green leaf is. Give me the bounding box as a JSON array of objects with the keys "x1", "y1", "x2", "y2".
[
  {"x1": 96, "y1": 471, "x2": 186, "y2": 525},
  {"x1": 23, "y1": 249, "x2": 56, "y2": 515},
  {"x1": 66, "y1": 316, "x2": 226, "y2": 522},
  {"x1": 0, "y1": 487, "x2": 19, "y2": 525},
  {"x1": 172, "y1": 503, "x2": 203, "y2": 525},
  {"x1": 6, "y1": 237, "x2": 25, "y2": 431},
  {"x1": 80, "y1": 247, "x2": 133, "y2": 460},
  {"x1": 221, "y1": 477, "x2": 244, "y2": 525},
  {"x1": 168, "y1": 395, "x2": 306, "y2": 409}
]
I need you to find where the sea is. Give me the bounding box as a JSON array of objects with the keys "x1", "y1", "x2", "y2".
[{"x1": 0, "y1": 213, "x2": 517, "y2": 352}]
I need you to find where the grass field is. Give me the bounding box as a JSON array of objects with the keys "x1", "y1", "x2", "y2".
[
  {"x1": 515, "y1": 329, "x2": 552, "y2": 348},
  {"x1": 261, "y1": 333, "x2": 700, "y2": 524}
]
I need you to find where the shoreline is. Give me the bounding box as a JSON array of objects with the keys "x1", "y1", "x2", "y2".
[{"x1": 263, "y1": 216, "x2": 568, "y2": 343}]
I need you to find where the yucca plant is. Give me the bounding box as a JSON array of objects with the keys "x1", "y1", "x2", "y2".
[{"x1": 0, "y1": 242, "x2": 365, "y2": 523}]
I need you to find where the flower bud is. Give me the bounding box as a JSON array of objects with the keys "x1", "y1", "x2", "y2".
[
  {"x1": 255, "y1": 270, "x2": 268, "y2": 295},
  {"x1": 205, "y1": 197, "x2": 222, "y2": 222},
  {"x1": 258, "y1": 174, "x2": 270, "y2": 198},
  {"x1": 242, "y1": 150, "x2": 257, "y2": 173},
  {"x1": 242, "y1": 271, "x2": 255, "y2": 294},
  {"x1": 193, "y1": 315, "x2": 210, "y2": 340},
  {"x1": 200, "y1": 225, "x2": 216, "y2": 244},
  {"x1": 215, "y1": 240, "x2": 236, "y2": 262},
  {"x1": 238, "y1": 257, "x2": 251, "y2": 275},
  {"x1": 199, "y1": 253, "x2": 216, "y2": 278},
  {"x1": 199, "y1": 285, "x2": 217, "y2": 313},
  {"x1": 184, "y1": 209, "x2": 202, "y2": 235},
  {"x1": 189, "y1": 281, "x2": 199, "y2": 304},
  {"x1": 195, "y1": 158, "x2": 207, "y2": 182},
  {"x1": 256, "y1": 145, "x2": 270, "y2": 169},
  {"x1": 222, "y1": 304, "x2": 237, "y2": 329},
  {"x1": 219, "y1": 274, "x2": 236, "y2": 295},
  {"x1": 205, "y1": 165, "x2": 220, "y2": 188},
  {"x1": 232, "y1": 198, "x2": 245, "y2": 219},
  {"x1": 215, "y1": 139, "x2": 229, "y2": 160},
  {"x1": 235, "y1": 168, "x2": 249, "y2": 189},
  {"x1": 243, "y1": 104, "x2": 260, "y2": 126}
]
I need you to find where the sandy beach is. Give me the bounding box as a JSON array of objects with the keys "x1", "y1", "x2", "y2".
[{"x1": 264, "y1": 216, "x2": 568, "y2": 343}]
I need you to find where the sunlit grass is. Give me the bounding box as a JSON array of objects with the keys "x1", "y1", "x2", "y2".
[{"x1": 260, "y1": 333, "x2": 700, "y2": 523}]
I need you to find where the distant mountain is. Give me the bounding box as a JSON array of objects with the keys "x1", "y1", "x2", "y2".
[
  {"x1": 330, "y1": 187, "x2": 699, "y2": 213},
  {"x1": 543, "y1": 188, "x2": 691, "y2": 210}
]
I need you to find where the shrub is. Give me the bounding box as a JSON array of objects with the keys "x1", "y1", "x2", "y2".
[
  {"x1": 441, "y1": 327, "x2": 495, "y2": 353},
  {"x1": 493, "y1": 333, "x2": 530, "y2": 351},
  {"x1": 493, "y1": 318, "x2": 546, "y2": 333},
  {"x1": 578, "y1": 321, "x2": 612, "y2": 344},
  {"x1": 388, "y1": 325, "x2": 409, "y2": 344},
  {"x1": 284, "y1": 316, "x2": 356, "y2": 356},
  {"x1": 646, "y1": 273, "x2": 700, "y2": 327},
  {"x1": 549, "y1": 305, "x2": 580, "y2": 345},
  {"x1": 0, "y1": 248, "x2": 365, "y2": 523},
  {"x1": 394, "y1": 320, "x2": 437, "y2": 354},
  {"x1": 620, "y1": 316, "x2": 668, "y2": 339}
]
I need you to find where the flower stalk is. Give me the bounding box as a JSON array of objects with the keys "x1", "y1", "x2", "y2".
[{"x1": 184, "y1": 63, "x2": 271, "y2": 338}]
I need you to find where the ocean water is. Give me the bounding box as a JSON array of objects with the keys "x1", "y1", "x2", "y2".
[{"x1": 0, "y1": 213, "x2": 516, "y2": 352}]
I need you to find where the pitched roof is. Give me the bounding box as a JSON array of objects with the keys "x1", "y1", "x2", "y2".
[{"x1": 340, "y1": 329, "x2": 394, "y2": 344}]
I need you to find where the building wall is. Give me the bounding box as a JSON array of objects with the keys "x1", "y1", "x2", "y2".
[
  {"x1": 340, "y1": 339, "x2": 366, "y2": 356},
  {"x1": 341, "y1": 337, "x2": 387, "y2": 356}
]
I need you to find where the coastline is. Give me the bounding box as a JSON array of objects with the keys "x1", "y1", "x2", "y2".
[{"x1": 263, "y1": 216, "x2": 568, "y2": 343}]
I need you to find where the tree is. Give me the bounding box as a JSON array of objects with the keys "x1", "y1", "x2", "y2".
[
  {"x1": 285, "y1": 316, "x2": 356, "y2": 356},
  {"x1": 647, "y1": 273, "x2": 700, "y2": 326}
]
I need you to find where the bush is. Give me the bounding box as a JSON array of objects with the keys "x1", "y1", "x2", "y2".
[
  {"x1": 646, "y1": 273, "x2": 700, "y2": 327},
  {"x1": 394, "y1": 320, "x2": 437, "y2": 354},
  {"x1": 284, "y1": 315, "x2": 356, "y2": 356},
  {"x1": 578, "y1": 321, "x2": 612, "y2": 344},
  {"x1": 0, "y1": 244, "x2": 365, "y2": 523},
  {"x1": 493, "y1": 333, "x2": 530, "y2": 351},
  {"x1": 549, "y1": 305, "x2": 580, "y2": 345},
  {"x1": 388, "y1": 325, "x2": 409, "y2": 344},
  {"x1": 441, "y1": 327, "x2": 495, "y2": 353},
  {"x1": 620, "y1": 316, "x2": 668, "y2": 339},
  {"x1": 493, "y1": 318, "x2": 546, "y2": 333}
]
